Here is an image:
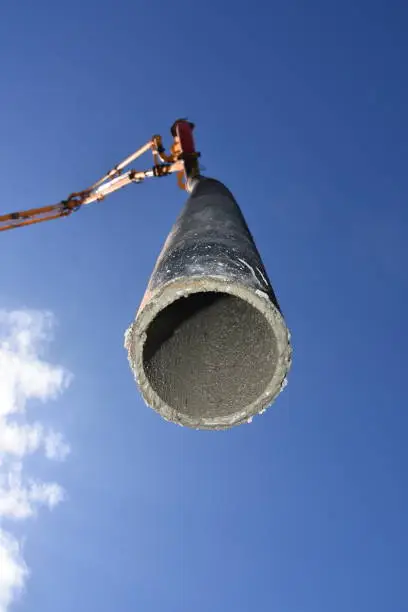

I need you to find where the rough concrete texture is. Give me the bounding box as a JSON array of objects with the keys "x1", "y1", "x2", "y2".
[
  {"x1": 125, "y1": 278, "x2": 292, "y2": 431},
  {"x1": 143, "y1": 292, "x2": 277, "y2": 420}
]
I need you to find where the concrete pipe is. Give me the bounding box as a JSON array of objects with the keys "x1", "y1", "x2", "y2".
[{"x1": 125, "y1": 177, "x2": 292, "y2": 430}]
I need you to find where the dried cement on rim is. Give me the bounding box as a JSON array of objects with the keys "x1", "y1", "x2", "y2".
[{"x1": 124, "y1": 276, "x2": 292, "y2": 430}]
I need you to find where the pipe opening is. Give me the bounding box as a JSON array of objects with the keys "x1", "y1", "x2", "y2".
[{"x1": 143, "y1": 292, "x2": 278, "y2": 422}]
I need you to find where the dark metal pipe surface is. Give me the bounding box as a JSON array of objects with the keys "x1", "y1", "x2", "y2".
[{"x1": 125, "y1": 177, "x2": 292, "y2": 430}]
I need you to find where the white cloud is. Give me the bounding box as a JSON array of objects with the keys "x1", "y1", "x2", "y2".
[
  {"x1": 0, "y1": 462, "x2": 65, "y2": 520},
  {"x1": 0, "y1": 309, "x2": 71, "y2": 612},
  {"x1": 0, "y1": 530, "x2": 28, "y2": 612},
  {"x1": 44, "y1": 431, "x2": 70, "y2": 461}
]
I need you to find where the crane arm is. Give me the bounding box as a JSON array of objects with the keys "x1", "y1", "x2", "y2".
[{"x1": 0, "y1": 119, "x2": 199, "y2": 232}]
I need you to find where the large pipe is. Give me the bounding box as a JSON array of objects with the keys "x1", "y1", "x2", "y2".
[{"x1": 125, "y1": 177, "x2": 292, "y2": 430}]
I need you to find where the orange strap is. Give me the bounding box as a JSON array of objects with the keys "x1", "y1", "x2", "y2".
[{"x1": 0, "y1": 130, "x2": 188, "y2": 232}]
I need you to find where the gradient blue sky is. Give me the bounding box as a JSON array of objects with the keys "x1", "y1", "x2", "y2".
[{"x1": 1, "y1": 0, "x2": 408, "y2": 610}]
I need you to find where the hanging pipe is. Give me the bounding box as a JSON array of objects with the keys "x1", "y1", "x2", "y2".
[{"x1": 125, "y1": 176, "x2": 292, "y2": 430}]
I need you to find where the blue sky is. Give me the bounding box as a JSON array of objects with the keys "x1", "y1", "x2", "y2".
[{"x1": 0, "y1": 0, "x2": 407, "y2": 610}]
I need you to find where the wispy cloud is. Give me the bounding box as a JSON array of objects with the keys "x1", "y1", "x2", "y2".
[{"x1": 0, "y1": 310, "x2": 71, "y2": 612}]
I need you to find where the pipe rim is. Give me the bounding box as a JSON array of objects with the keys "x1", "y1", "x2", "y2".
[{"x1": 125, "y1": 276, "x2": 292, "y2": 430}]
